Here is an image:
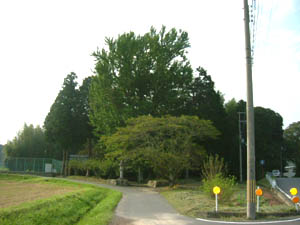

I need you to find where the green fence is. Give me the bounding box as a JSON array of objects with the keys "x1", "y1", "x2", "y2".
[
  {"x1": 0, "y1": 148, "x2": 4, "y2": 168},
  {"x1": 4, "y1": 157, "x2": 62, "y2": 174}
]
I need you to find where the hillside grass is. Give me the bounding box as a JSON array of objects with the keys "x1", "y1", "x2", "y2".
[
  {"x1": 160, "y1": 178, "x2": 299, "y2": 221},
  {"x1": 0, "y1": 174, "x2": 122, "y2": 225}
]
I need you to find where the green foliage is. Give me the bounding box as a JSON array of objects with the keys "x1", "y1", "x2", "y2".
[
  {"x1": 76, "y1": 190, "x2": 122, "y2": 225},
  {"x1": 4, "y1": 124, "x2": 48, "y2": 158},
  {"x1": 89, "y1": 26, "x2": 194, "y2": 136},
  {"x1": 185, "y1": 67, "x2": 227, "y2": 133},
  {"x1": 103, "y1": 115, "x2": 220, "y2": 185},
  {"x1": 284, "y1": 121, "x2": 300, "y2": 149},
  {"x1": 150, "y1": 151, "x2": 189, "y2": 186},
  {"x1": 254, "y1": 107, "x2": 283, "y2": 177},
  {"x1": 284, "y1": 121, "x2": 300, "y2": 175},
  {"x1": 222, "y1": 99, "x2": 285, "y2": 179},
  {"x1": 69, "y1": 159, "x2": 119, "y2": 178},
  {"x1": 44, "y1": 72, "x2": 83, "y2": 154},
  {"x1": 201, "y1": 173, "x2": 236, "y2": 202},
  {"x1": 222, "y1": 99, "x2": 246, "y2": 178},
  {"x1": 201, "y1": 154, "x2": 227, "y2": 180},
  {"x1": 44, "y1": 73, "x2": 96, "y2": 175},
  {"x1": 97, "y1": 159, "x2": 119, "y2": 178},
  {"x1": 0, "y1": 174, "x2": 121, "y2": 225}
]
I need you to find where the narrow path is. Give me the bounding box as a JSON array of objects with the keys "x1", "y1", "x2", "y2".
[
  {"x1": 68, "y1": 179, "x2": 198, "y2": 225},
  {"x1": 67, "y1": 179, "x2": 300, "y2": 225}
]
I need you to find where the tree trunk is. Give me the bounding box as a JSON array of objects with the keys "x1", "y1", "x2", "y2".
[
  {"x1": 169, "y1": 173, "x2": 175, "y2": 187},
  {"x1": 64, "y1": 151, "x2": 69, "y2": 176},
  {"x1": 185, "y1": 168, "x2": 189, "y2": 179},
  {"x1": 138, "y1": 167, "x2": 143, "y2": 183}
]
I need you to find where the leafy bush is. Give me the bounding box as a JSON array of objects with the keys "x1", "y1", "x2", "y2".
[
  {"x1": 201, "y1": 154, "x2": 227, "y2": 180},
  {"x1": 201, "y1": 173, "x2": 236, "y2": 202},
  {"x1": 69, "y1": 160, "x2": 85, "y2": 175},
  {"x1": 68, "y1": 159, "x2": 118, "y2": 178},
  {"x1": 98, "y1": 159, "x2": 119, "y2": 179}
]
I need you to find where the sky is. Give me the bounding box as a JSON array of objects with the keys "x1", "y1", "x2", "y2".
[{"x1": 0, "y1": 0, "x2": 299, "y2": 144}]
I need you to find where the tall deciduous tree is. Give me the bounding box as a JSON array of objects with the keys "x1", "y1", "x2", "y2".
[
  {"x1": 185, "y1": 67, "x2": 227, "y2": 158},
  {"x1": 254, "y1": 107, "x2": 283, "y2": 177},
  {"x1": 78, "y1": 76, "x2": 95, "y2": 150},
  {"x1": 223, "y1": 99, "x2": 246, "y2": 178},
  {"x1": 89, "y1": 26, "x2": 194, "y2": 136},
  {"x1": 284, "y1": 121, "x2": 300, "y2": 175},
  {"x1": 78, "y1": 77, "x2": 96, "y2": 175},
  {"x1": 44, "y1": 72, "x2": 82, "y2": 175},
  {"x1": 284, "y1": 121, "x2": 300, "y2": 148},
  {"x1": 186, "y1": 67, "x2": 226, "y2": 131},
  {"x1": 223, "y1": 100, "x2": 284, "y2": 179},
  {"x1": 102, "y1": 115, "x2": 220, "y2": 185}
]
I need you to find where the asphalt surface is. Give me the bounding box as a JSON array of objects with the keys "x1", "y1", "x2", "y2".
[
  {"x1": 276, "y1": 178, "x2": 300, "y2": 199},
  {"x1": 68, "y1": 179, "x2": 300, "y2": 225}
]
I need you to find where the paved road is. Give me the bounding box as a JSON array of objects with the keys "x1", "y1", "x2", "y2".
[
  {"x1": 276, "y1": 178, "x2": 300, "y2": 199},
  {"x1": 68, "y1": 179, "x2": 300, "y2": 225}
]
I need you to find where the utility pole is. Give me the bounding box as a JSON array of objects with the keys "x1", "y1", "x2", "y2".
[
  {"x1": 243, "y1": 0, "x2": 256, "y2": 219},
  {"x1": 238, "y1": 112, "x2": 246, "y2": 183}
]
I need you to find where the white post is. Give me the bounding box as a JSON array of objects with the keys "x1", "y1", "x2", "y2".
[
  {"x1": 119, "y1": 160, "x2": 124, "y2": 179},
  {"x1": 257, "y1": 186, "x2": 260, "y2": 212},
  {"x1": 215, "y1": 194, "x2": 218, "y2": 212}
]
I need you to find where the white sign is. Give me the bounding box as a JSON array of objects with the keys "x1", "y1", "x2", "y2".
[{"x1": 45, "y1": 163, "x2": 52, "y2": 173}]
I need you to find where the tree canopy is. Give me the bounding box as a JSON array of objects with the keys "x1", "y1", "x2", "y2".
[
  {"x1": 102, "y1": 115, "x2": 220, "y2": 185},
  {"x1": 4, "y1": 124, "x2": 47, "y2": 158},
  {"x1": 284, "y1": 121, "x2": 300, "y2": 175},
  {"x1": 4, "y1": 26, "x2": 289, "y2": 182},
  {"x1": 89, "y1": 26, "x2": 194, "y2": 136},
  {"x1": 44, "y1": 73, "x2": 82, "y2": 154},
  {"x1": 89, "y1": 26, "x2": 225, "y2": 144}
]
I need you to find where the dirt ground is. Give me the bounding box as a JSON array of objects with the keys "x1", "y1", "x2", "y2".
[
  {"x1": 0, "y1": 181, "x2": 76, "y2": 208},
  {"x1": 263, "y1": 189, "x2": 282, "y2": 206}
]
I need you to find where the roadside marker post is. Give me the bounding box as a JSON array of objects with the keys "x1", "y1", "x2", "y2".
[
  {"x1": 255, "y1": 186, "x2": 263, "y2": 212},
  {"x1": 290, "y1": 188, "x2": 299, "y2": 212},
  {"x1": 290, "y1": 188, "x2": 298, "y2": 196},
  {"x1": 213, "y1": 186, "x2": 221, "y2": 212}
]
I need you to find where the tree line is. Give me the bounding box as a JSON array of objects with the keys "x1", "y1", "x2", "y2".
[{"x1": 4, "y1": 26, "x2": 300, "y2": 181}]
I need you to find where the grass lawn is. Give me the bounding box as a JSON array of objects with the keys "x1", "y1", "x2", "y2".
[
  {"x1": 0, "y1": 174, "x2": 122, "y2": 225},
  {"x1": 160, "y1": 178, "x2": 299, "y2": 221}
]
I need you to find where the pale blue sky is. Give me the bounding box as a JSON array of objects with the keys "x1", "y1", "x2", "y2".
[{"x1": 0, "y1": 0, "x2": 299, "y2": 144}]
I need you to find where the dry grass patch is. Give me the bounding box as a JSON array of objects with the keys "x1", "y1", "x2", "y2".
[
  {"x1": 160, "y1": 180, "x2": 299, "y2": 221},
  {"x1": 0, "y1": 180, "x2": 76, "y2": 208}
]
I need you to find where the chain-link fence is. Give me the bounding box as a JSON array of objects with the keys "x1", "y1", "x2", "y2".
[
  {"x1": 4, "y1": 157, "x2": 62, "y2": 174},
  {"x1": 0, "y1": 148, "x2": 5, "y2": 169}
]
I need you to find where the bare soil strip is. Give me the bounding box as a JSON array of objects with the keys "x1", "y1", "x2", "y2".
[{"x1": 0, "y1": 181, "x2": 76, "y2": 208}]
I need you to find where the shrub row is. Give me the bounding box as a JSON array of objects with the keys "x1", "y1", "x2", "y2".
[{"x1": 68, "y1": 159, "x2": 119, "y2": 179}]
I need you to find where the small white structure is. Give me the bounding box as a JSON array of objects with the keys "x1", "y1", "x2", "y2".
[
  {"x1": 283, "y1": 161, "x2": 296, "y2": 178},
  {"x1": 45, "y1": 163, "x2": 52, "y2": 173}
]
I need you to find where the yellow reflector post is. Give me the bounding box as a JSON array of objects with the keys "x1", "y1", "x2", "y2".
[
  {"x1": 213, "y1": 186, "x2": 221, "y2": 195},
  {"x1": 290, "y1": 188, "x2": 298, "y2": 196}
]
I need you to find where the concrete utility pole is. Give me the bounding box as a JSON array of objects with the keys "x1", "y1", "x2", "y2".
[{"x1": 243, "y1": 0, "x2": 256, "y2": 219}]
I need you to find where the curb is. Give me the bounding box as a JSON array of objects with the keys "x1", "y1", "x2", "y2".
[{"x1": 196, "y1": 217, "x2": 300, "y2": 224}]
